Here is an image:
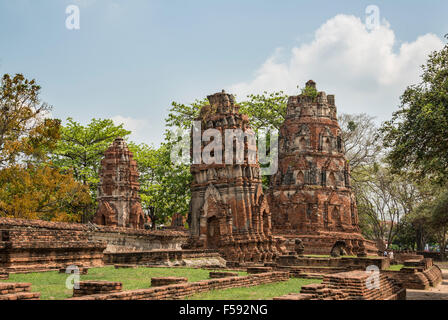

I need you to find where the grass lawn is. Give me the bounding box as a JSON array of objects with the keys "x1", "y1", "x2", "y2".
[
  {"x1": 387, "y1": 264, "x2": 404, "y2": 271},
  {"x1": 0, "y1": 266, "x2": 247, "y2": 300},
  {"x1": 186, "y1": 278, "x2": 322, "y2": 300}
]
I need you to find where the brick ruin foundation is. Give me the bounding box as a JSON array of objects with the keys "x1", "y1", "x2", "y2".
[
  {"x1": 184, "y1": 91, "x2": 286, "y2": 263},
  {"x1": 268, "y1": 80, "x2": 377, "y2": 256},
  {"x1": 274, "y1": 270, "x2": 406, "y2": 300},
  {"x1": 0, "y1": 218, "x2": 106, "y2": 273},
  {"x1": 73, "y1": 281, "x2": 123, "y2": 297},
  {"x1": 382, "y1": 258, "x2": 442, "y2": 290},
  {"x1": 0, "y1": 282, "x2": 40, "y2": 300},
  {"x1": 68, "y1": 271, "x2": 290, "y2": 300},
  {"x1": 94, "y1": 137, "x2": 146, "y2": 229},
  {"x1": 0, "y1": 217, "x2": 192, "y2": 273},
  {"x1": 103, "y1": 249, "x2": 226, "y2": 268}
]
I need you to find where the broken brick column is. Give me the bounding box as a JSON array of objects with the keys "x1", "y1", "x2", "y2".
[
  {"x1": 94, "y1": 137, "x2": 146, "y2": 229},
  {"x1": 268, "y1": 80, "x2": 377, "y2": 255},
  {"x1": 185, "y1": 91, "x2": 285, "y2": 263}
]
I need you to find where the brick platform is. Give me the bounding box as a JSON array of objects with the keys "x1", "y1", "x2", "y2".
[
  {"x1": 104, "y1": 249, "x2": 226, "y2": 268},
  {"x1": 209, "y1": 271, "x2": 239, "y2": 278},
  {"x1": 276, "y1": 255, "x2": 390, "y2": 271},
  {"x1": 274, "y1": 270, "x2": 405, "y2": 300},
  {"x1": 151, "y1": 277, "x2": 188, "y2": 287},
  {"x1": 73, "y1": 281, "x2": 123, "y2": 297},
  {"x1": 114, "y1": 264, "x2": 138, "y2": 269},
  {"x1": 0, "y1": 272, "x2": 8, "y2": 280},
  {"x1": 382, "y1": 258, "x2": 442, "y2": 290},
  {"x1": 68, "y1": 271, "x2": 290, "y2": 300},
  {"x1": 0, "y1": 282, "x2": 40, "y2": 300},
  {"x1": 247, "y1": 266, "x2": 273, "y2": 274},
  {"x1": 59, "y1": 267, "x2": 89, "y2": 274},
  {"x1": 0, "y1": 218, "x2": 106, "y2": 273}
]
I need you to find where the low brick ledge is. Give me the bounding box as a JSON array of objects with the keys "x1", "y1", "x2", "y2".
[
  {"x1": 67, "y1": 271, "x2": 289, "y2": 300},
  {"x1": 73, "y1": 281, "x2": 123, "y2": 297},
  {"x1": 209, "y1": 271, "x2": 239, "y2": 278},
  {"x1": 151, "y1": 277, "x2": 188, "y2": 287}
]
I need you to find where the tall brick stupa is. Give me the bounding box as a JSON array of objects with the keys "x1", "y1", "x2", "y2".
[
  {"x1": 268, "y1": 81, "x2": 377, "y2": 255},
  {"x1": 184, "y1": 91, "x2": 286, "y2": 263},
  {"x1": 94, "y1": 137, "x2": 146, "y2": 229}
]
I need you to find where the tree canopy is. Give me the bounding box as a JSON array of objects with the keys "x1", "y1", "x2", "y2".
[{"x1": 382, "y1": 42, "x2": 448, "y2": 184}]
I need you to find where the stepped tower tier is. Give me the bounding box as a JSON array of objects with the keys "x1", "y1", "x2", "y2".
[
  {"x1": 268, "y1": 81, "x2": 377, "y2": 256},
  {"x1": 184, "y1": 91, "x2": 286, "y2": 263},
  {"x1": 94, "y1": 137, "x2": 146, "y2": 229}
]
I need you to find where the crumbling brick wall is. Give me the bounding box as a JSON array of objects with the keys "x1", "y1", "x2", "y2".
[
  {"x1": 0, "y1": 282, "x2": 40, "y2": 300},
  {"x1": 68, "y1": 271, "x2": 290, "y2": 300},
  {"x1": 382, "y1": 258, "x2": 442, "y2": 290},
  {"x1": 0, "y1": 218, "x2": 106, "y2": 273},
  {"x1": 274, "y1": 270, "x2": 405, "y2": 300},
  {"x1": 73, "y1": 281, "x2": 122, "y2": 297}
]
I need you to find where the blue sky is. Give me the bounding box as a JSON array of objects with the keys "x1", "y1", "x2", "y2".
[{"x1": 1, "y1": 0, "x2": 447, "y2": 145}]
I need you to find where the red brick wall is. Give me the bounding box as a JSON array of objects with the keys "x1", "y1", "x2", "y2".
[{"x1": 68, "y1": 271, "x2": 290, "y2": 300}]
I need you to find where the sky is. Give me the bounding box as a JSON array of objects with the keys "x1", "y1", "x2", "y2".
[{"x1": 0, "y1": 0, "x2": 447, "y2": 146}]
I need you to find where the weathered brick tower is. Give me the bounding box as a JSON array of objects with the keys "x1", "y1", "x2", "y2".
[
  {"x1": 185, "y1": 91, "x2": 286, "y2": 263},
  {"x1": 268, "y1": 81, "x2": 377, "y2": 255},
  {"x1": 94, "y1": 137, "x2": 146, "y2": 229}
]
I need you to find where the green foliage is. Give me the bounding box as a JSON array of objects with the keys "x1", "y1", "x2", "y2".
[
  {"x1": 239, "y1": 91, "x2": 288, "y2": 132},
  {"x1": 0, "y1": 74, "x2": 89, "y2": 222},
  {"x1": 129, "y1": 142, "x2": 191, "y2": 226},
  {"x1": 165, "y1": 99, "x2": 208, "y2": 131},
  {"x1": 165, "y1": 91, "x2": 287, "y2": 191},
  {"x1": 51, "y1": 118, "x2": 131, "y2": 186},
  {"x1": 0, "y1": 164, "x2": 91, "y2": 222},
  {"x1": 49, "y1": 118, "x2": 130, "y2": 221},
  {"x1": 353, "y1": 164, "x2": 434, "y2": 247},
  {"x1": 382, "y1": 43, "x2": 448, "y2": 184},
  {"x1": 0, "y1": 73, "x2": 61, "y2": 168},
  {"x1": 300, "y1": 85, "x2": 319, "y2": 100}
]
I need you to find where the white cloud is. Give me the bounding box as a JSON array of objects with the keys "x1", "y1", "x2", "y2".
[
  {"x1": 111, "y1": 115, "x2": 148, "y2": 144},
  {"x1": 228, "y1": 14, "x2": 444, "y2": 121}
]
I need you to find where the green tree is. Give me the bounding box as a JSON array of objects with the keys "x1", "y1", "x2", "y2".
[
  {"x1": 238, "y1": 91, "x2": 287, "y2": 132},
  {"x1": 429, "y1": 190, "x2": 448, "y2": 255},
  {"x1": 0, "y1": 73, "x2": 90, "y2": 222},
  {"x1": 166, "y1": 91, "x2": 288, "y2": 134},
  {"x1": 0, "y1": 164, "x2": 91, "y2": 222},
  {"x1": 51, "y1": 118, "x2": 131, "y2": 186},
  {"x1": 382, "y1": 42, "x2": 448, "y2": 184},
  {"x1": 0, "y1": 73, "x2": 60, "y2": 168},
  {"x1": 129, "y1": 142, "x2": 191, "y2": 229},
  {"x1": 353, "y1": 164, "x2": 432, "y2": 248},
  {"x1": 50, "y1": 118, "x2": 130, "y2": 221}
]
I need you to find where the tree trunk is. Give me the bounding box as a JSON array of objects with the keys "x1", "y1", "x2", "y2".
[{"x1": 416, "y1": 225, "x2": 425, "y2": 251}]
